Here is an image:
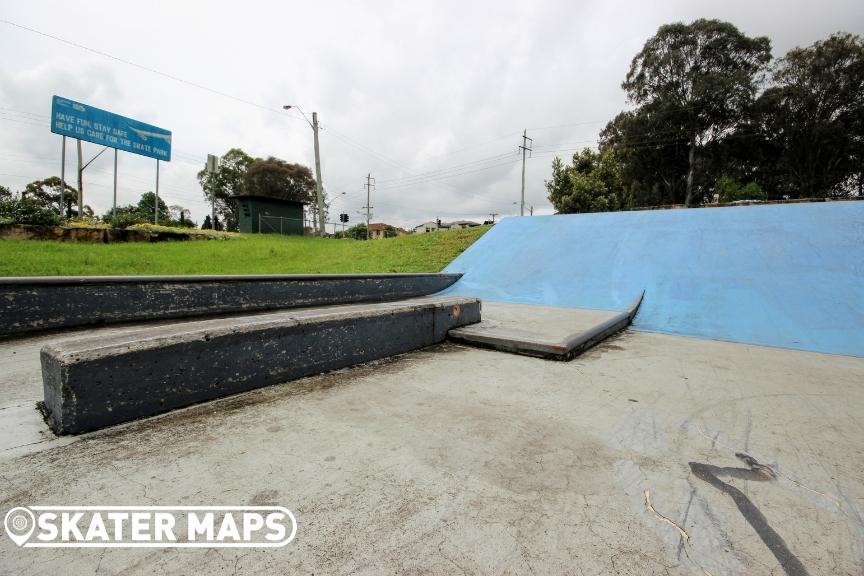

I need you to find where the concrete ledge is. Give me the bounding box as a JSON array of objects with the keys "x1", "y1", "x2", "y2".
[
  {"x1": 40, "y1": 296, "x2": 480, "y2": 434},
  {"x1": 449, "y1": 293, "x2": 643, "y2": 360},
  {"x1": 0, "y1": 273, "x2": 462, "y2": 337}
]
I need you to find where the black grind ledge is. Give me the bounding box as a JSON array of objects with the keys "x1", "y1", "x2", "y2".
[
  {"x1": 0, "y1": 273, "x2": 462, "y2": 338},
  {"x1": 41, "y1": 295, "x2": 480, "y2": 435}
]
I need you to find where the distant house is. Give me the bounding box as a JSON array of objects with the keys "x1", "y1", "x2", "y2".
[
  {"x1": 413, "y1": 220, "x2": 480, "y2": 233},
  {"x1": 446, "y1": 220, "x2": 481, "y2": 229},
  {"x1": 413, "y1": 220, "x2": 440, "y2": 234},
  {"x1": 368, "y1": 223, "x2": 405, "y2": 239},
  {"x1": 236, "y1": 195, "x2": 307, "y2": 235}
]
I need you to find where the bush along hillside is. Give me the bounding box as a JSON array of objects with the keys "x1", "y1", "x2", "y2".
[{"x1": 0, "y1": 180, "x2": 197, "y2": 229}]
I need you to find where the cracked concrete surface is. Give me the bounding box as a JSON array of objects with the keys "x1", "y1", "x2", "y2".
[{"x1": 1, "y1": 329, "x2": 863, "y2": 575}]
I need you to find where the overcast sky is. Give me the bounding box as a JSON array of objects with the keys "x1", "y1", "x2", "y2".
[{"x1": 1, "y1": 0, "x2": 862, "y2": 229}]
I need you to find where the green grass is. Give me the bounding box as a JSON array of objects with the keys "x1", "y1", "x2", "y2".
[{"x1": 0, "y1": 226, "x2": 490, "y2": 276}]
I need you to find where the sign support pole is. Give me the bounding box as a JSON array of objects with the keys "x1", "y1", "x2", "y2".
[
  {"x1": 59, "y1": 135, "x2": 66, "y2": 219},
  {"x1": 76, "y1": 139, "x2": 83, "y2": 217},
  {"x1": 155, "y1": 159, "x2": 160, "y2": 225},
  {"x1": 113, "y1": 149, "x2": 118, "y2": 228}
]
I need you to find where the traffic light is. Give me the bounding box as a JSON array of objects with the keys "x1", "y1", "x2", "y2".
[{"x1": 339, "y1": 213, "x2": 349, "y2": 223}]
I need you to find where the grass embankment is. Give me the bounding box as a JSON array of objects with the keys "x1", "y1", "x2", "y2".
[{"x1": 0, "y1": 226, "x2": 490, "y2": 276}]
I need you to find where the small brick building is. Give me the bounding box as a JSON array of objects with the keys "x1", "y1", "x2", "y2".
[{"x1": 236, "y1": 195, "x2": 306, "y2": 235}]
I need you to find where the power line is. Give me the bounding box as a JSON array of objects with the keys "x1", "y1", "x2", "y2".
[
  {"x1": 526, "y1": 119, "x2": 609, "y2": 132},
  {"x1": 375, "y1": 151, "x2": 518, "y2": 186},
  {"x1": 385, "y1": 130, "x2": 524, "y2": 164},
  {"x1": 322, "y1": 129, "x2": 462, "y2": 196},
  {"x1": 0, "y1": 106, "x2": 515, "y2": 196},
  {"x1": 0, "y1": 18, "x2": 292, "y2": 116},
  {"x1": 0, "y1": 115, "x2": 49, "y2": 129},
  {"x1": 0, "y1": 18, "x2": 411, "y2": 174},
  {"x1": 375, "y1": 157, "x2": 520, "y2": 192}
]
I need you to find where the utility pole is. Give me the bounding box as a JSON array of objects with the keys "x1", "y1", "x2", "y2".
[
  {"x1": 518, "y1": 129, "x2": 533, "y2": 217},
  {"x1": 488, "y1": 212, "x2": 499, "y2": 224},
  {"x1": 312, "y1": 112, "x2": 325, "y2": 236},
  {"x1": 76, "y1": 139, "x2": 83, "y2": 217},
  {"x1": 364, "y1": 173, "x2": 375, "y2": 240},
  {"x1": 283, "y1": 105, "x2": 325, "y2": 235}
]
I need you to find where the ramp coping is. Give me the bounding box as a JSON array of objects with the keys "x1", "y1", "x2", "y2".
[{"x1": 450, "y1": 292, "x2": 644, "y2": 360}]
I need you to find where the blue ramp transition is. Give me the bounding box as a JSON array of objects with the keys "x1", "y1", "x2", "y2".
[{"x1": 441, "y1": 202, "x2": 864, "y2": 356}]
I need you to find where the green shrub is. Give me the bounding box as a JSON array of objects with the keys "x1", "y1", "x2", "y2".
[
  {"x1": 716, "y1": 177, "x2": 767, "y2": 202},
  {"x1": 103, "y1": 208, "x2": 150, "y2": 229},
  {"x1": 0, "y1": 197, "x2": 61, "y2": 226},
  {"x1": 65, "y1": 218, "x2": 110, "y2": 229},
  {"x1": 739, "y1": 182, "x2": 767, "y2": 201},
  {"x1": 126, "y1": 223, "x2": 240, "y2": 238}
]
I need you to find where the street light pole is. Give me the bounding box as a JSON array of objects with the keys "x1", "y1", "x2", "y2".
[
  {"x1": 79, "y1": 145, "x2": 109, "y2": 219},
  {"x1": 312, "y1": 112, "x2": 325, "y2": 236},
  {"x1": 284, "y1": 105, "x2": 325, "y2": 236}
]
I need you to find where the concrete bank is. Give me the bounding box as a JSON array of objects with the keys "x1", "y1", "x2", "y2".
[
  {"x1": 442, "y1": 202, "x2": 864, "y2": 356},
  {"x1": 41, "y1": 295, "x2": 480, "y2": 434},
  {"x1": 0, "y1": 273, "x2": 461, "y2": 337}
]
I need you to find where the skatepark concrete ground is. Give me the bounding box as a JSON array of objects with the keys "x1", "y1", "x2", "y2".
[{"x1": 2, "y1": 324, "x2": 863, "y2": 575}]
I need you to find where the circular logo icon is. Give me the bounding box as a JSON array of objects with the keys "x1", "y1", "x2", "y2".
[{"x1": 4, "y1": 507, "x2": 35, "y2": 546}]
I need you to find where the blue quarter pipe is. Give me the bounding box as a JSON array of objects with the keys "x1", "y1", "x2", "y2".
[{"x1": 442, "y1": 202, "x2": 864, "y2": 356}]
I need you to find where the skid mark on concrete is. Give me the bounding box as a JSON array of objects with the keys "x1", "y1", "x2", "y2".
[
  {"x1": 693, "y1": 423, "x2": 848, "y2": 516},
  {"x1": 690, "y1": 453, "x2": 809, "y2": 576}
]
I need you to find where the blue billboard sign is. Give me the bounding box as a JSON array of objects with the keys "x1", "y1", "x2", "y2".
[{"x1": 50, "y1": 95, "x2": 171, "y2": 161}]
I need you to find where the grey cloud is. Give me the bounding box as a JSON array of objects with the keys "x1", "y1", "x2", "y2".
[{"x1": 1, "y1": 0, "x2": 863, "y2": 228}]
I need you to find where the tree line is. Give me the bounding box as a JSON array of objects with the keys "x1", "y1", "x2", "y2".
[
  {"x1": 0, "y1": 149, "x2": 320, "y2": 230},
  {"x1": 0, "y1": 177, "x2": 193, "y2": 228},
  {"x1": 546, "y1": 21, "x2": 864, "y2": 213}
]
